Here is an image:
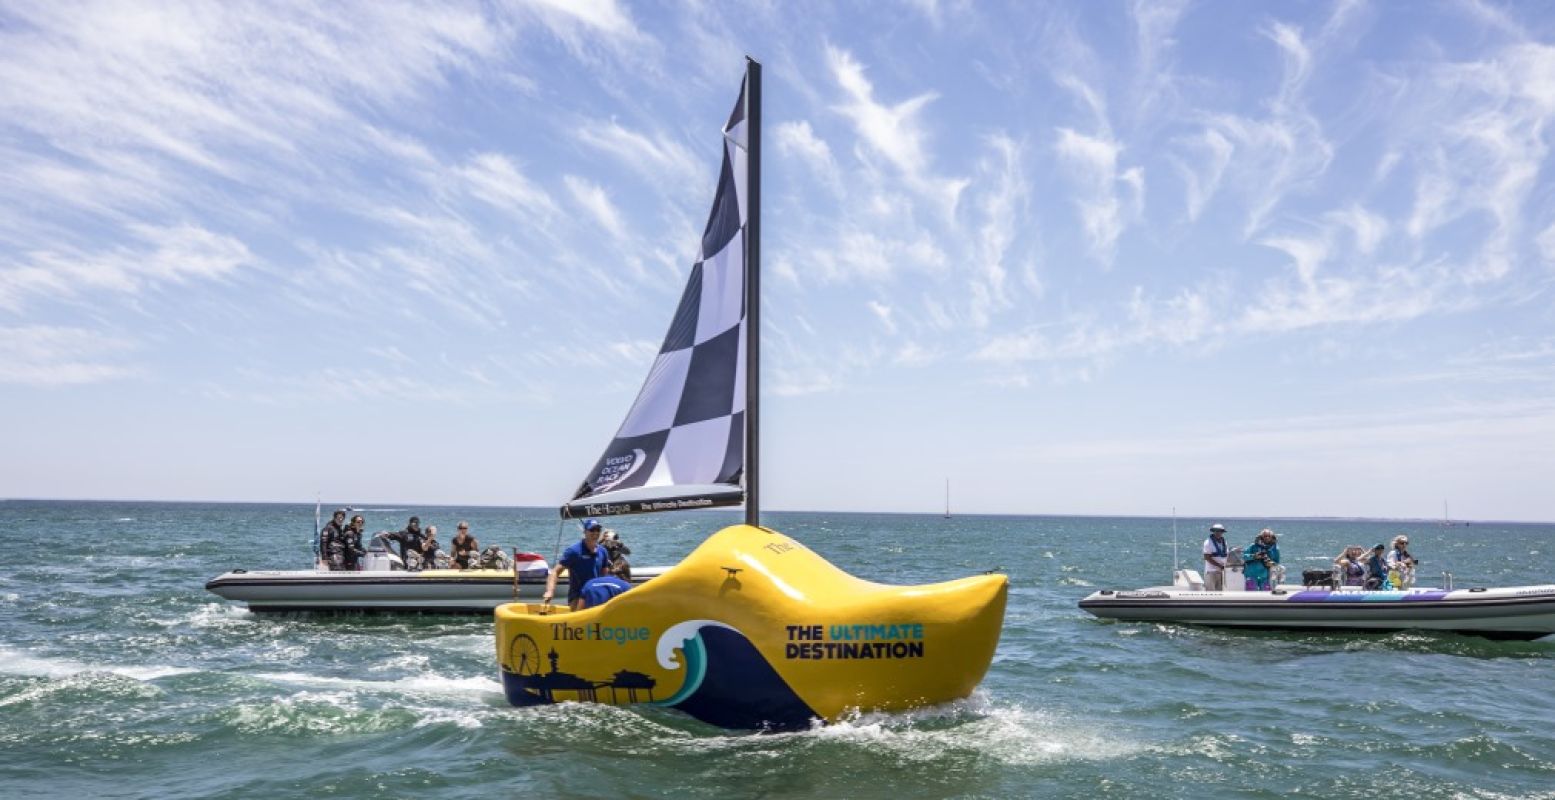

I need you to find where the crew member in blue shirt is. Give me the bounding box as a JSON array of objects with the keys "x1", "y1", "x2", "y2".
[
  {"x1": 579, "y1": 574, "x2": 633, "y2": 609},
  {"x1": 543, "y1": 518, "x2": 611, "y2": 610}
]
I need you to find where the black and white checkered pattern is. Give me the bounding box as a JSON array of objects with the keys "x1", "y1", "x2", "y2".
[{"x1": 571, "y1": 79, "x2": 749, "y2": 507}]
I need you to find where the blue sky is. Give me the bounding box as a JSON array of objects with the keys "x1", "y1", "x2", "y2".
[{"x1": 2, "y1": 0, "x2": 1553, "y2": 521}]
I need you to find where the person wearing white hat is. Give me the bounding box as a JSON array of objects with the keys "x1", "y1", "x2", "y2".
[{"x1": 1202, "y1": 523, "x2": 1229, "y2": 590}]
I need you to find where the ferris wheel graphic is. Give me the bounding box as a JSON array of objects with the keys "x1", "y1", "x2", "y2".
[{"x1": 507, "y1": 634, "x2": 542, "y2": 676}]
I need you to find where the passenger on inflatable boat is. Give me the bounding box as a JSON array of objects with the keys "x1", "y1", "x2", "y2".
[
  {"x1": 1386, "y1": 535, "x2": 1419, "y2": 589},
  {"x1": 317, "y1": 509, "x2": 347, "y2": 568},
  {"x1": 383, "y1": 516, "x2": 430, "y2": 569},
  {"x1": 543, "y1": 518, "x2": 610, "y2": 610},
  {"x1": 1364, "y1": 544, "x2": 1388, "y2": 589},
  {"x1": 325, "y1": 515, "x2": 366, "y2": 571},
  {"x1": 1335, "y1": 545, "x2": 1367, "y2": 587},
  {"x1": 1202, "y1": 523, "x2": 1229, "y2": 590},
  {"x1": 1242, "y1": 529, "x2": 1280, "y2": 591},
  {"x1": 450, "y1": 522, "x2": 479, "y2": 569},
  {"x1": 409, "y1": 525, "x2": 444, "y2": 570}
]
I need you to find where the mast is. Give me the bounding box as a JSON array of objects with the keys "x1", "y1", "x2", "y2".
[{"x1": 744, "y1": 57, "x2": 762, "y2": 528}]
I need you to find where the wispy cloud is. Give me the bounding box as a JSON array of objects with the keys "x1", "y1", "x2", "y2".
[
  {"x1": 1054, "y1": 127, "x2": 1142, "y2": 265},
  {"x1": 0, "y1": 223, "x2": 251, "y2": 310},
  {"x1": 574, "y1": 119, "x2": 703, "y2": 187},
  {"x1": 968, "y1": 134, "x2": 1028, "y2": 327},
  {"x1": 775, "y1": 119, "x2": 842, "y2": 194},
  {"x1": 1169, "y1": 128, "x2": 1233, "y2": 223},
  {"x1": 455, "y1": 153, "x2": 558, "y2": 218},
  {"x1": 518, "y1": 0, "x2": 639, "y2": 38},
  {"x1": 1401, "y1": 42, "x2": 1555, "y2": 283},
  {"x1": 0, "y1": 325, "x2": 138, "y2": 385},
  {"x1": 973, "y1": 282, "x2": 1223, "y2": 364},
  {"x1": 824, "y1": 44, "x2": 967, "y2": 217},
  {"x1": 564, "y1": 175, "x2": 627, "y2": 240},
  {"x1": 867, "y1": 299, "x2": 897, "y2": 334}
]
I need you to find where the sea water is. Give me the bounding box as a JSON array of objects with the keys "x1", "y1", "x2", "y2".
[{"x1": 2, "y1": 500, "x2": 1553, "y2": 799}]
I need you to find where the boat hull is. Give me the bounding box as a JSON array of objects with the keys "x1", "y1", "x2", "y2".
[
  {"x1": 1078, "y1": 585, "x2": 1555, "y2": 640},
  {"x1": 205, "y1": 567, "x2": 666, "y2": 613},
  {"x1": 493, "y1": 524, "x2": 1008, "y2": 730}
]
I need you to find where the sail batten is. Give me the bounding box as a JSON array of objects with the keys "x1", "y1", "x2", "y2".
[{"x1": 566, "y1": 73, "x2": 752, "y2": 518}]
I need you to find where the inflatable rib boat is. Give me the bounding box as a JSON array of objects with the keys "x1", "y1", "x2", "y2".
[
  {"x1": 1079, "y1": 569, "x2": 1555, "y2": 640},
  {"x1": 206, "y1": 563, "x2": 665, "y2": 613}
]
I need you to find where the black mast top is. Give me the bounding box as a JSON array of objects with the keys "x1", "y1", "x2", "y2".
[{"x1": 744, "y1": 57, "x2": 761, "y2": 529}]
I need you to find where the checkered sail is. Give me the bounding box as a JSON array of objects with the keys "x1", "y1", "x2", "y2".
[{"x1": 565, "y1": 78, "x2": 750, "y2": 518}]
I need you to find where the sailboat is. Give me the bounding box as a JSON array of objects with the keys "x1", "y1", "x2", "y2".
[
  {"x1": 492, "y1": 59, "x2": 1008, "y2": 730},
  {"x1": 944, "y1": 478, "x2": 951, "y2": 519}
]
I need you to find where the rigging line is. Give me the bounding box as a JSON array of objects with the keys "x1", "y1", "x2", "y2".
[{"x1": 552, "y1": 517, "x2": 567, "y2": 568}]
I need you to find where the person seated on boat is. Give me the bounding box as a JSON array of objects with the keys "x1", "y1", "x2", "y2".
[
  {"x1": 608, "y1": 555, "x2": 632, "y2": 582},
  {"x1": 317, "y1": 509, "x2": 348, "y2": 568},
  {"x1": 1386, "y1": 535, "x2": 1419, "y2": 589},
  {"x1": 1335, "y1": 558, "x2": 1366, "y2": 587},
  {"x1": 578, "y1": 574, "x2": 632, "y2": 609},
  {"x1": 383, "y1": 516, "x2": 429, "y2": 569},
  {"x1": 1241, "y1": 529, "x2": 1281, "y2": 591},
  {"x1": 1364, "y1": 544, "x2": 1388, "y2": 589},
  {"x1": 1202, "y1": 523, "x2": 1230, "y2": 590},
  {"x1": 421, "y1": 525, "x2": 446, "y2": 569},
  {"x1": 542, "y1": 518, "x2": 610, "y2": 610},
  {"x1": 450, "y1": 521, "x2": 480, "y2": 569},
  {"x1": 1335, "y1": 546, "x2": 1367, "y2": 587}
]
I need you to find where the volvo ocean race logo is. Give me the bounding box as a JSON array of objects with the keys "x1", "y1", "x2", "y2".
[{"x1": 592, "y1": 448, "x2": 647, "y2": 492}]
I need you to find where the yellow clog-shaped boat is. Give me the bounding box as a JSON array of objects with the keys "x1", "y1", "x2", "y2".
[{"x1": 495, "y1": 524, "x2": 1008, "y2": 730}]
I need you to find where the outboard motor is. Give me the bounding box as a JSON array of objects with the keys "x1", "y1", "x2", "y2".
[
  {"x1": 364, "y1": 534, "x2": 405, "y2": 572},
  {"x1": 1223, "y1": 550, "x2": 1247, "y2": 592}
]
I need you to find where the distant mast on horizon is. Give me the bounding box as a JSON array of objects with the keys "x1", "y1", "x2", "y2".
[{"x1": 944, "y1": 478, "x2": 951, "y2": 519}]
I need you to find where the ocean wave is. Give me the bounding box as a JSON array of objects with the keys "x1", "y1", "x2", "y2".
[
  {"x1": 249, "y1": 670, "x2": 503, "y2": 698},
  {"x1": 221, "y1": 690, "x2": 418, "y2": 735},
  {"x1": 0, "y1": 669, "x2": 165, "y2": 708},
  {"x1": 808, "y1": 697, "x2": 1149, "y2": 765},
  {"x1": 0, "y1": 646, "x2": 198, "y2": 682}
]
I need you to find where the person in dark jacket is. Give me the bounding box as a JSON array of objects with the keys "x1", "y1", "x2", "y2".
[
  {"x1": 384, "y1": 516, "x2": 428, "y2": 569},
  {"x1": 601, "y1": 530, "x2": 632, "y2": 581},
  {"x1": 343, "y1": 515, "x2": 367, "y2": 570},
  {"x1": 318, "y1": 509, "x2": 347, "y2": 568},
  {"x1": 326, "y1": 514, "x2": 367, "y2": 571},
  {"x1": 1364, "y1": 544, "x2": 1388, "y2": 590}
]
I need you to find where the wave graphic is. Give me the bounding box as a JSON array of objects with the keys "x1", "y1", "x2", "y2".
[{"x1": 653, "y1": 623, "x2": 817, "y2": 731}]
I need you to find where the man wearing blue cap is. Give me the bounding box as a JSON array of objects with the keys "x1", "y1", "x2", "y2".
[{"x1": 543, "y1": 518, "x2": 611, "y2": 610}]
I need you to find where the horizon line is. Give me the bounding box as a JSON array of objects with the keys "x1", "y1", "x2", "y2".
[{"x1": 1, "y1": 496, "x2": 1549, "y2": 526}]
